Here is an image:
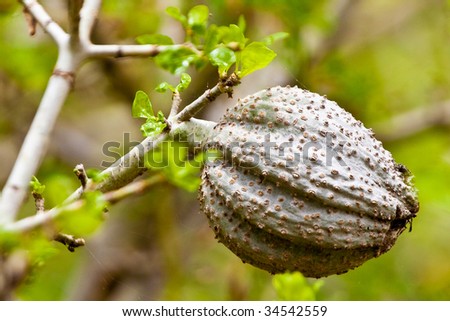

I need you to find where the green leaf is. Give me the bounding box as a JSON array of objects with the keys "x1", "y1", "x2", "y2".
[
  {"x1": 132, "y1": 91, "x2": 154, "y2": 119},
  {"x1": 272, "y1": 272, "x2": 323, "y2": 301},
  {"x1": 166, "y1": 6, "x2": 187, "y2": 27},
  {"x1": 208, "y1": 47, "x2": 236, "y2": 75},
  {"x1": 187, "y1": 5, "x2": 209, "y2": 34},
  {"x1": 145, "y1": 141, "x2": 202, "y2": 192},
  {"x1": 140, "y1": 111, "x2": 167, "y2": 138},
  {"x1": 30, "y1": 176, "x2": 45, "y2": 195},
  {"x1": 176, "y1": 73, "x2": 192, "y2": 92},
  {"x1": 220, "y1": 24, "x2": 247, "y2": 49},
  {"x1": 154, "y1": 47, "x2": 199, "y2": 74},
  {"x1": 155, "y1": 82, "x2": 175, "y2": 93},
  {"x1": 136, "y1": 34, "x2": 174, "y2": 45},
  {"x1": 261, "y1": 32, "x2": 289, "y2": 45},
  {"x1": 238, "y1": 41, "x2": 277, "y2": 77}
]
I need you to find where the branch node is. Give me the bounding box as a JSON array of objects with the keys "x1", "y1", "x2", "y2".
[
  {"x1": 73, "y1": 164, "x2": 88, "y2": 189},
  {"x1": 52, "y1": 69, "x2": 76, "y2": 88},
  {"x1": 54, "y1": 233, "x2": 86, "y2": 252}
]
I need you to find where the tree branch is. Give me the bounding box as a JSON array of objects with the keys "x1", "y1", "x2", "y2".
[
  {"x1": 172, "y1": 73, "x2": 240, "y2": 123},
  {"x1": 4, "y1": 173, "x2": 166, "y2": 233},
  {"x1": 85, "y1": 44, "x2": 161, "y2": 58},
  {"x1": 20, "y1": 0, "x2": 68, "y2": 45},
  {"x1": 79, "y1": 0, "x2": 102, "y2": 45}
]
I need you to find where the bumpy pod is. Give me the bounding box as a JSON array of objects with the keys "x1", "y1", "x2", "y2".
[{"x1": 198, "y1": 86, "x2": 419, "y2": 278}]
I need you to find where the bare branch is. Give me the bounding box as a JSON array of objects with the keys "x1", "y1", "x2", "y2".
[
  {"x1": 19, "y1": 0, "x2": 68, "y2": 45},
  {"x1": 85, "y1": 44, "x2": 161, "y2": 58},
  {"x1": 79, "y1": 0, "x2": 102, "y2": 45},
  {"x1": 32, "y1": 192, "x2": 45, "y2": 215}
]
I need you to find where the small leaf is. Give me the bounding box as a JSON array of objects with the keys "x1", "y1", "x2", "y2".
[
  {"x1": 132, "y1": 91, "x2": 154, "y2": 119},
  {"x1": 261, "y1": 32, "x2": 289, "y2": 45},
  {"x1": 140, "y1": 111, "x2": 167, "y2": 138},
  {"x1": 187, "y1": 5, "x2": 209, "y2": 33},
  {"x1": 219, "y1": 24, "x2": 248, "y2": 49},
  {"x1": 155, "y1": 82, "x2": 175, "y2": 93},
  {"x1": 136, "y1": 34, "x2": 174, "y2": 45},
  {"x1": 166, "y1": 6, "x2": 187, "y2": 27},
  {"x1": 30, "y1": 176, "x2": 45, "y2": 195},
  {"x1": 176, "y1": 73, "x2": 192, "y2": 92},
  {"x1": 238, "y1": 41, "x2": 276, "y2": 77},
  {"x1": 155, "y1": 47, "x2": 200, "y2": 74},
  {"x1": 208, "y1": 47, "x2": 236, "y2": 75}
]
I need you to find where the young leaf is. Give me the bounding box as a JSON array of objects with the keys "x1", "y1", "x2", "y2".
[
  {"x1": 208, "y1": 47, "x2": 236, "y2": 76},
  {"x1": 154, "y1": 47, "x2": 199, "y2": 74},
  {"x1": 220, "y1": 24, "x2": 247, "y2": 49},
  {"x1": 238, "y1": 42, "x2": 277, "y2": 77},
  {"x1": 176, "y1": 73, "x2": 192, "y2": 92},
  {"x1": 30, "y1": 176, "x2": 45, "y2": 195},
  {"x1": 140, "y1": 111, "x2": 167, "y2": 138},
  {"x1": 166, "y1": 6, "x2": 187, "y2": 27},
  {"x1": 261, "y1": 32, "x2": 290, "y2": 45},
  {"x1": 132, "y1": 91, "x2": 154, "y2": 119},
  {"x1": 136, "y1": 34, "x2": 174, "y2": 45},
  {"x1": 155, "y1": 82, "x2": 175, "y2": 93},
  {"x1": 187, "y1": 5, "x2": 209, "y2": 34}
]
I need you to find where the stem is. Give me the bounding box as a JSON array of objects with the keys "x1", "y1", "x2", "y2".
[
  {"x1": 172, "y1": 73, "x2": 240, "y2": 123},
  {"x1": 4, "y1": 174, "x2": 166, "y2": 233}
]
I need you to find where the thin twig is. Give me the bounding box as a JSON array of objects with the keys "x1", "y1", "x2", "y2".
[
  {"x1": 19, "y1": 0, "x2": 68, "y2": 45},
  {"x1": 32, "y1": 192, "x2": 45, "y2": 215},
  {"x1": 169, "y1": 92, "x2": 182, "y2": 119},
  {"x1": 73, "y1": 164, "x2": 88, "y2": 190},
  {"x1": 85, "y1": 44, "x2": 162, "y2": 58},
  {"x1": 4, "y1": 174, "x2": 166, "y2": 233},
  {"x1": 54, "y1": 233, "x2": 86, "y2": 252},
  {"x1": 78, "y1": 0, "x2": 102, "y2": 45},
  {"x1": 173, "y1": 73, "x2": 240, "y2": 123}
]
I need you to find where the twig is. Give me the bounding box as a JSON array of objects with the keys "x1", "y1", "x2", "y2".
[
  {"x1": 85, "y1": 44, "x2": 162, "y2": 58},
  {"x1": 54, "y1": 233, "x2": 85, "y2": 252},
  {"x1": 173, "y1": 73, "x2": 240, "y2": 123},
  {"x1": 4, "y1": 174, "x2": 166, "y2": 233},
  {"x1": 73, "y1": 164, "x2": 88, "y2": 190},
  {"x1": 32, "y1": 192, "x2": 45, "y2": 215},
  {"x1": 169, "y1": 92, "x2": 182, "y2": 119},
  {"x1": 78, "y1": 0, "x2": 102, "y2": 45},
  {"x1": 19, "y1": 0, "x2": 68, "y2": 45}
]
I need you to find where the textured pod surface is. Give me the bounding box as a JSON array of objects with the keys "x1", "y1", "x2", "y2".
[{"x1": 199, "y1": 86, "x2": 419, "y2": 278}]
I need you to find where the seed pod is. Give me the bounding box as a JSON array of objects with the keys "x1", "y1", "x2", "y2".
[{"x1": 198, "y1": 86, "x2": 419, "y2": 278}]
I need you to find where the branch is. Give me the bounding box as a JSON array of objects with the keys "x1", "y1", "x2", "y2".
[
  {"x1": 172, "y1": 73, "x2": 240, "y2": 123},
  {"x1": 20, "y1": 0, "x2": 68, "y2": 45},
  {"x1": 4, "y1": 174, "x2": 166, "y2": 233},
  {"x1": 85, "y1": 44, "x2": 161, "y2": 58},
  {"x1": 79, "y1": 0, "x2": 102, "y2": 45},
  {"x1": 372, "y1": 100, "x2": 450, "y2": 142}
]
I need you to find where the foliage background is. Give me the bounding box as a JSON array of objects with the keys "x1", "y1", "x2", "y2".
[{"x1": 0, "y1": 0, "x2": 449, "y2": 300}]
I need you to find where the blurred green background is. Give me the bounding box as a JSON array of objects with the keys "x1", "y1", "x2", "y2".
[{"x1": 0, "y1": 0, "x2": 449, "y2": 300}]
